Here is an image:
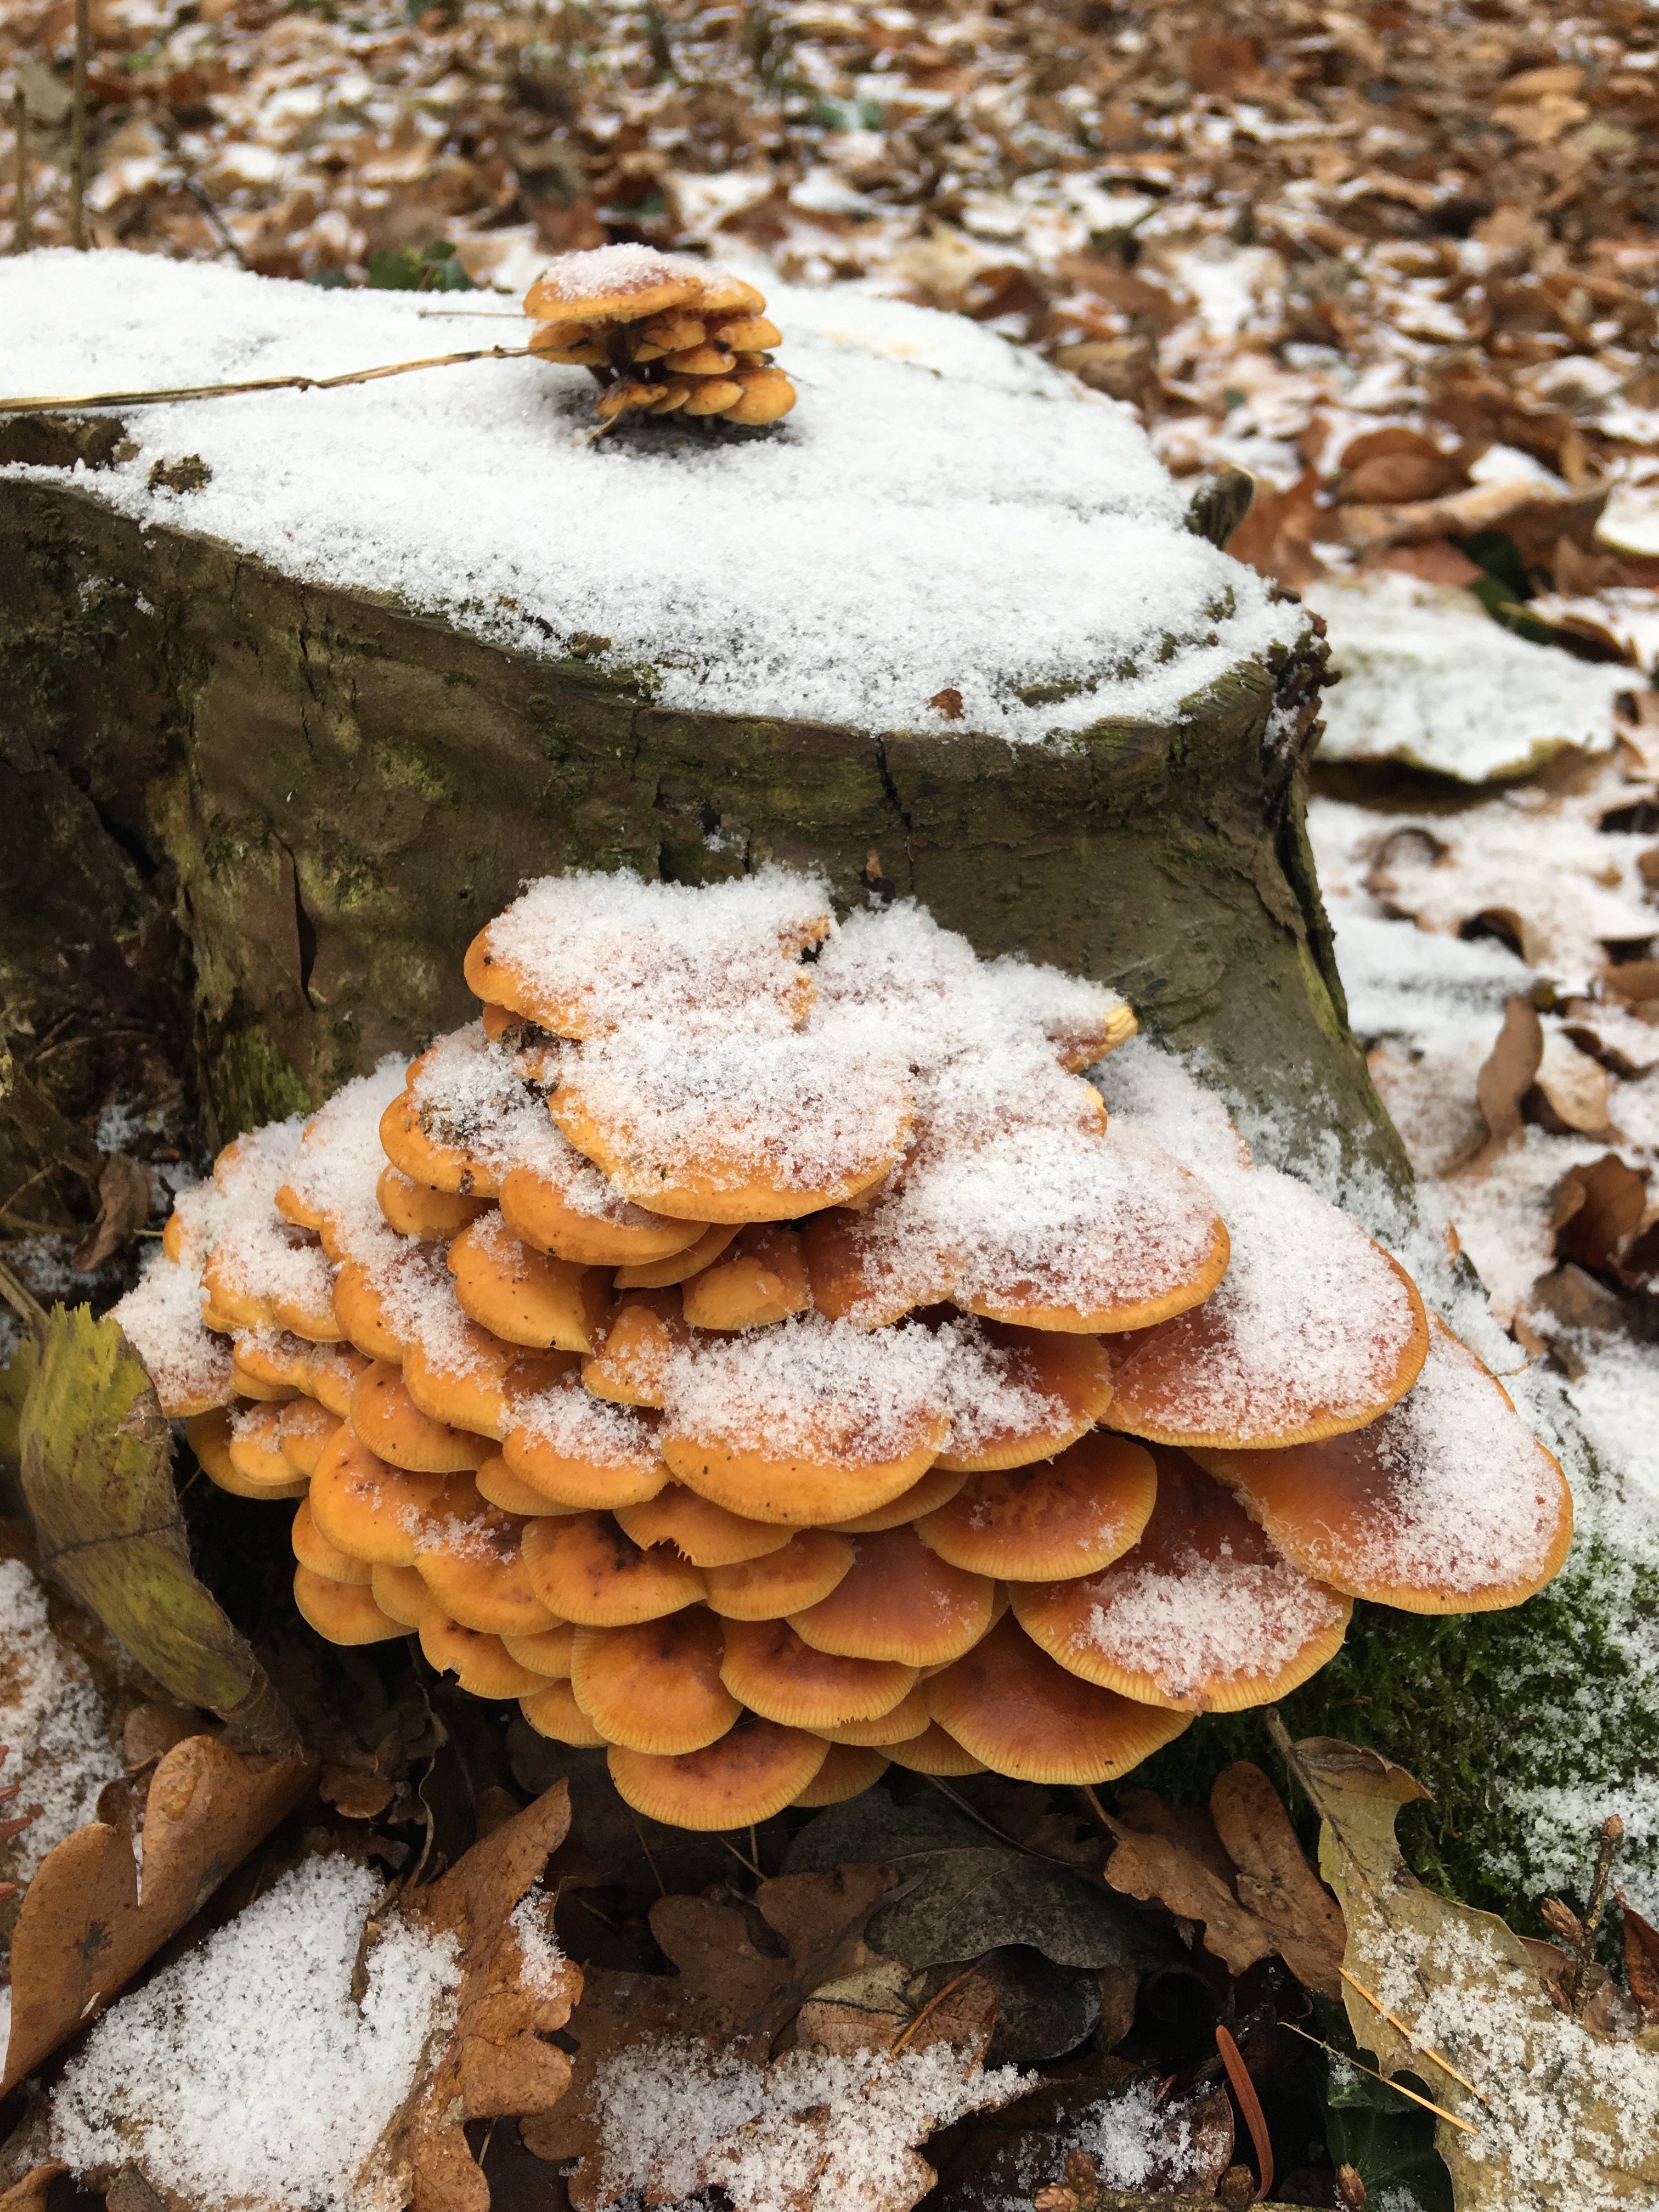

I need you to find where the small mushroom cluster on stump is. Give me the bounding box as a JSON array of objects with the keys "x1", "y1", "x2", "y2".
[
  {"x1": 524, "y1": 244, "x2": 796, "y2": 430},
  {"x1": 117, "y1": 871, "x2": 1573, "y2": 1832}
]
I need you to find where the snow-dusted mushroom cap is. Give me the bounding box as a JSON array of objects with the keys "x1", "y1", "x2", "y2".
[
  {"x1": 930, "y1": 1322, "x2": 1115, "y2": 1474},
  {"x1": 719, "y1": 1617, "x2": 919, "y2": 1731},
  {"x1": 1011, "y1": 1450, "x2": 1352, "y2": 1713},
  {"x1": 498, "y1": 1154, "x2": 704, "y2": 1268},
  {"x1": 522, "y1": 1512, "x2": 707, "y2": 1627},
  {"x1": 659, "y1": 1314, "x2": 954, "y2": 1526},
  {"x1": 504, "y1": 1385, "x2": 668, "y2": 1511},
  {"x1": 523, "y1": 243, "x2": 709, "y2": 326},
  {"x1": 1104, "y1": 1167, "x2": 1428, "y2": 1449},
  {"x1": 349, "y1": 1361, "x2": 492, "y2": 1475},
  {"x1": 786, "y1": 1523, "x2": 995, "y2": 1668},
  {"x1": 581, "y1": 1289, "x2": 691, "y2": 1409},
  {"x1": 114, "y1": 1255, "x2": 236, "y2": 1418},
  {"x1": 681, "y1": 1226, "x2": 811, "y2": 1331},
  {"x1": 227, "y1": 1402, "x2": 313, "y2": 1497},
  {"x1": 308, "y1": 1428, "x2": 449, "y2": 1568},
  {"x1": 608, "y1": 1718, "x2": 828, "y2": 1829},
  {"x1": 570, "y1": 1610, "x2": 739, "y2": 1756},
  {"x1": 916, "y1": 1431, "x2": 1158, "y2": 1582},
  {"x1": 445, "y1": 1213, "x2": 608, "y2": 1354},
  {"x1": 924, "y1": 1612, "x2": 1193, "y2": 1785},
  {"x1": 614, "y1": 1483, "x2": 795, "y2": 1568},
  {"x1": 465, "y1": 868, "x2": 832, "y2": 1041},
  {"x1": 412, "y1": 1480, "x2": 561, "y2": 1637},
  {"x1": 374, "y1": 1165, "x2": 489, "y2": 1245},
  {"x1": 1193, "y1": 1315, "x2": 1575, "y2": 1613}
]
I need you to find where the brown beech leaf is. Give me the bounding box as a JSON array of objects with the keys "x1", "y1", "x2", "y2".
[
  {"x1": 1, "y1": 1733, "x2": 315, "y2": 2091},
  {"x1": 1554, "y1": 1153, "x2": 1650, "y2": 1272},
  {"x1": 1101, "y1": 1824, "x2": 1277, "y2": 1977},
  {"x1": 71, "y1": 1153, "x2": 153, "y2": 1274},
  {"x1": 0, "y1": 2168, "x2": 67, "y2": 2212},
  {"x1": 1208, "y1": 1762, "x2": 1345, "y2": 1998},
  {"x1": 929, "y1": 687, "x2": 964, "y2": 719},
  {"x1": 1448, "y1": 994, "x2": 1543, "y2": 1173},
  {"x1": 1623, "y1": 1892, "x2": 1659, "y2": 2021},
  {"x1": 387, "y1": 1781, "x2": 583, "y2": 2212}
]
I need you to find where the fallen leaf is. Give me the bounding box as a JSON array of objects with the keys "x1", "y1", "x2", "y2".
[
  {"x1": 929, "y1": 687, "x2": 964, "y2": 719},
  {"x1": 927, "y1": 2070, "x2": 1236, "y2": 2211},
  {"x1": 1, "y1": 1733, "x2": 314, "y2": 2091},
  {"x1": 1286, "y1": 1732, "x2": 1659, "y2": 2209},
  {"x1": 1209, "y1": 1760, "x2": 1345, "y2": 1999},
  {"x1": 1453, "y1": 995, "x2": 1543, "y2": 1172},
  {"x1": 1533, "y1": 1029, "x2": 1617, "y2": 1137},
  {"x1": 1101, "y1": 1822, "x2": 1276, "y2": 1978},
  {"x1": 387, "y1": 1782, "x2": 584, "y2": 2212},
  {"x1": 71, "y1": 1155, "x2": 153, "y2": 1274},
  {"x1": 0, "y1": 2168, "x2": 67, "y2": 2212},
  {"x1": 1553, "y1": 1153, "x2": 1650, "y2": 1273},
  {"x1": 15, "y1": 1307, "x2": 296, "y2": 1751},
  {"x1": 1622, "y1": 1893, "x2": 1659, "y2": 2022}
]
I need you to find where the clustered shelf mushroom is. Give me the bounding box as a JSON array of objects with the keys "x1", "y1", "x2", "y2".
[
  {"x1": 115, "y1": 871, "x2": 1575, "y2": 1831},
  {"x1": 524, "y1": 243, "x2": 797, "y2": 429}
]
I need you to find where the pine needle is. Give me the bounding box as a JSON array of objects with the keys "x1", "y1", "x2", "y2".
[
  {"x1": 1338, "y1": 1964, "x2": 1491, "y2": 2104},
  {"x1": 1279, "y1": 2020, "x2": 1478, "y2": 2133}
]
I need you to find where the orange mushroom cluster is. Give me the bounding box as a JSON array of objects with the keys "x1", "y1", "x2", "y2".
[
  {"x1": 524, "y1": 244, "x2": 796, "y2": 430},
  {"x1": 115, "y1": 870, "x2": 1575, "y2": 1831}
]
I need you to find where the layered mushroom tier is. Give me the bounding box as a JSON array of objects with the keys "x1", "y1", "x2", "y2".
[
  {"x1": 116, "y1": 870, "x2": 1573, "y2": 1830},
  {"x1": 523, "y1": 242, "x2": 797, "y2": 430}
]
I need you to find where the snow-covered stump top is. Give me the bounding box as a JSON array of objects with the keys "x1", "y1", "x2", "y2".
[{"x1": 0, "y1": 251, "x2": 1304, "y2": 743}]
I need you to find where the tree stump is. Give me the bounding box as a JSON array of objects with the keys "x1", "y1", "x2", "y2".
[{"x1": 0, "y1": 452, "x2": 1400, "y2": 1184}]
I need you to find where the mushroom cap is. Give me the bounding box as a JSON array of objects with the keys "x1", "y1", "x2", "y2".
[
  {"x1": 1192, "y1": 1313, "x2": 1575, "y2": 1613},
  {"x1": 225, "y1": 1364, "x2": 298, "y2": 1405},
  {"x1": 823, "y1": 1462, "x2": 969, "y2": 1534},
  {"x1": 191, "y1": 1407, "x2": 307, "y2": 1502},
  {"x1": 571, "y1": 1608, "x2": 740, "y2": 1753},
  {"x1": 503, "y1": 1385, "x2": 668, "y2": 1509},
  {"x1": 719, "y1": 1617, "x2": 919, "y2": 1730},
  {"x1": 595, "y1": 379, "x2": 662, "y2": 422},
  {"x1": 476, "y1": 1450, "x2": 567, "y2": 1516},
  {"x1": 376, "y1": 1164, "x2": 490, "y2": 1242},
  {"x1": 291, "y1": 1493, "x2": 372, "y2": 1585},
  {"x1": 230, "y1": 1329, "x2": 315, "y2": 1395},
  {"x1": 661, "y1": 1424, "x2": 948, "y2": 1527},
  {"x1": 379, "y1": 1088, "x2": 501, "y2": 1198},
  {"x1": 680, "y1": 1226, "x2": 811, "y2": 1331},
  {"x1": 277, "y1": 1399, "x2": 342, "y2": 1478},
  {"x1": 1103, "y1": 1180, "x2": 1430, "y2": 1449},
  {"x1": 608, "y1": 1717, "x2": 827, "y2": 1830},
  {"x1": 678, "y1": 377, "x2": 745, "y2": 419},
  {"x1": 414, "y1": 1480, "x2": 563, "y2": 1635},
  {"x1": 933, "y1": 1322, "x2": 1115, "y2": 1474},
  {"x1": 371, "y1": 1561, "x2": 437, "y2": 1627},
  {"x1": 800, "y1": 1208, "x2": 937, "y2": 1329},
  {"x1": 499, "y1": 1160, "x2": 707, "y2": 1269},
  {"x1": 503, "y1": 1622, "x2": 577, "y2": 1676},
  {"x1": 1011, "y1": 1448, "x2": 1352, "y2": 1712},
  {"x1": 307, "y1": 1342, "x2": 372, "y2": 1419},
  {"x1": 662, "y1": 343, "x2": 738, "y2": 377},
  {"x1": 523, "y1": 1511, "x2": 708, "y2": 1626},
  {"x1": 520, "y1": 1679, "x2": 609, "y2": 1746},
  {"x1": 721, "y1": 368, "x2": 797, "y2": 427},
  {"x1": 228, "y1": 1402, "x2": 309, "y2": 1496},
  {"x1": 707, "y1": 315, "x2": 782, "y2": 351},
  {"x1": 883, "y1": 1723, "x2": 985, "y2": 1777},
  {"x1": 916, "y1": 1432, "x2": 1157, "y2": 1581},
  {"x1": 816, "y1": 1684, "x2": 930, "y2": 1746},
  {"x1": 924, "y1": 1613, "x2": 1193, "y2": 1783},
  {"x1": 294, "y1": 1565, "x2": 405, "y2": 1646},
  {"x1": 420, "y1": 1611, "x2": 554, "y2": 1699},
  {"x1": 404, "y1": 1331, "x2": 577, "y2": 1441},
  {"x1": 612, "y1": 1222, "x2": 739, "y2": 1291},
  {"x1": 580, "y1": 1289, "x2": 690, "y2": 1408},
  {"x1": 550, "y1": 1048, "x2": 910, "y2": 1227},
  {"x1": 332, "y1": 1260, "x2": 409, "y2": 1364},
  {"x1": 524, "y1": 245, "x2": 706, "y2": 327},
  {"x1": 308, "y1": 1427, "x2": 451, "y2": 1566},
  {"x1": 787, "y1": 1525, "x2": 994, "y2": 1667},
  {"x1": 448, "y1": 1215, "x2": 610, "y2": 1353},
  {"x1": 526, "y1": 331, "x2": 609, "y2": 366},
  {"x1": 350, "y1": 1359, "x2": 494, "y2": 1475},
  {"x1": 614, "y1": 1482, "x2": 795, "y2": 1567},
  {"x1": 793, "y1": 1743, "x2": 889, "y2": 1807},
  {"x1": 702, "y1": 1529, "x2": 856, "y2": 1620},
  {"x1": 695, "y1": 270, "x2": 768, "y2": 317}
]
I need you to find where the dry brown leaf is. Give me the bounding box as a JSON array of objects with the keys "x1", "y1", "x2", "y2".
[
  {"x1": 1623, "y1": 1892, "x2": 1659, "y2": 2022},
  {"x1": 388, "y1": 1781, "x2": 583, "y2": 2212},
  {"x1": 0, "y1": 2168, "x2": 67, "y2": 2212},
  {"x1": 1101, "y1": 1825, "x2": 1277, "y2": 1978},
  {"x1": 1453, "y1": 994, "x2": 1544, "y2": 1173},
  {"x1": 1534, "y1": 1031, "x2": 1618, "y2": 1138},
  {"x1": 71, "y1": 1154, "x2": 153, "y2": 1274},
  {"x1": 1553, "y1": 1153, "x2": 1650, "y2": 1273},
  {"x1": 1208, "y1": 1762, "x2": 1345, "y2": 1999},
  {"x1": 1, "y1": 1733, "x2": 314, "y2": 2092}
]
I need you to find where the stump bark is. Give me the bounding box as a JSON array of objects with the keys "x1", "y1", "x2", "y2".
[{"x1": 0, "y1": 445, "x2": 1404, "y2": 1192}]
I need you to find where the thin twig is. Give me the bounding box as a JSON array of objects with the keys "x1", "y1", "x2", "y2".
[
  {"x1": 719, "y1": 1832, "x2": 763, "y2": 1882},
  {"x1": 11, "y1": 85, "x2": 29, "y2": 253},
  {"x1": 416, "y1": 306, "x2": 528, "y2": 318},
  {"x1": 1215, "y1": 2024, "x2": 1273, "y2": 2202},
  {"x1": 182, "y1": 175, "x2": 249, "y2": 269},
  {"x1": 1569, "y1": 1814, "x2": 1624, "y2": 2018},
  {"x1": 919, "y1": 1772, "x2": 1079, "y2": 1866},
  {"x1": 1338, "y1": 1965, "x2": 1489, "y2": 2104},
  {"x1": 0, "y1": 344, "x2": 535, "y2": 416},
  {"x1": 1279, "y1": 2021, "x2": 1477, "y2": 2133},
  {"x1": 629, "y1": 1808, "x2": 668, "y2": 1896},
  {"x1": 888, "y1": 1961, "x2": 980, "y2": 2056},
  {"x1": 0, "y1": 1252, "x2": 47, "y2": 1341},
  {"x1": 69, "y1": 0, "x2": 89, "y2": 250}
]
